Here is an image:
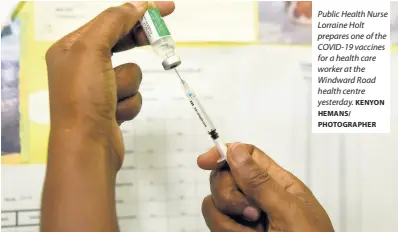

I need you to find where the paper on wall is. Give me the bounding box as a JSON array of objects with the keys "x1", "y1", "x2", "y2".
[{"x1": 33, "y1": 1, "x2": 257, "y2": 42}]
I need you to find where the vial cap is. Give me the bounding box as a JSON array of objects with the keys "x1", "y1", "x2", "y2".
[{"x1": 162, "y1": 55, "x2": 181, "y2": 70}]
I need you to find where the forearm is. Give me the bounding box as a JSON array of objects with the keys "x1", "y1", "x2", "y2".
[{"x1": 40, "y1": 128, "x2": 119, "y2": 232}]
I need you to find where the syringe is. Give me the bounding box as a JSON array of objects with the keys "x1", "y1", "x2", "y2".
[
  {"x1": 174, "y1": 69, "x2": 228, "y2": 163},
  {"x1": 139, "y1": 3, "x2": 228, "y2": 162}
]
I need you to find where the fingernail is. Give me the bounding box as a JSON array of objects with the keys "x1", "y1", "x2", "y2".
[
  {"x1": 229, "y1": 143, "x2": 250, "y2": 164},
  {"x1": 243, "y1": 206, "x2": 260, "y2": 221},
  {"x1": 129, "y1": 1, "x2": 148, "y2": 10}
]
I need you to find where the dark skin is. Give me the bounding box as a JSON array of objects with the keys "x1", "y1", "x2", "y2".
[
  {"x1": 41, "y1": 2, "x2": 334, "y2": 232},
  {"x1": 41, "y1": 2, "x2": 175, "y2": 232},
  {"x1": 197, "y1": 143, "x2": 335, "y2": 232}
]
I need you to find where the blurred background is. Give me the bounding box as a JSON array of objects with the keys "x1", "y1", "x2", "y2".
[
  {"x1": 1, "y1": 1, "x2": 398, "y2": 232},
  {"x1": 1, "y1": 18, "x2": 21, "y2": 156}
]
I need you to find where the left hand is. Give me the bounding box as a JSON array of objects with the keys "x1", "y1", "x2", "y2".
[{"x1": 45, "y1": 2, "x2": 175, "y2": 170}]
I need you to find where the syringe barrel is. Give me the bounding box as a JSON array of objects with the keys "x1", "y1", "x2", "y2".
[
  {"x1": 140, "y1": 5, "x2": 181, "y2": 70},
  {"x1": 190, "y1": 95, "x2": 216, "y2": 130},
  {"x1": 180, "y1": 79, "x2": 227, "y2": 163},
  {"x1": 182, "y1": 85, "x2": 216, "y2": 135}
]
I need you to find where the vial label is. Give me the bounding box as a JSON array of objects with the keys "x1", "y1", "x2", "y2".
[{"x1": 141, "y1": 8, "x2": 171, "y2": 44}]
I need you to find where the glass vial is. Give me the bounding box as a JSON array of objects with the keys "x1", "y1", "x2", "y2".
[{"x1": 140, "y1": 2, "x2": 181, "y2": 70}]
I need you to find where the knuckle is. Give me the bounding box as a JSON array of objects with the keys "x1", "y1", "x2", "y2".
[
  {"x1": 202, "y1": 195, "x2": 240, "y2": 232},
  {"x1": 128, "y1": 105, "x2": 141, "y2": 119},
  {"x1": 209, "y1": 170, "x2": 223, "y2": 195},
  {"x1": 103, "y1": 6, "x2": 129, "y2": 25},
  {"x1": 127, "y1": 62, "x2": 141, "y2": 71},
  {"x1": 70, "y1": 38, "x2": 90, "y2": 53},
  {"x1": 213, "y1": 191, "x2": 233, "y2": 212},
  {"x1": 209, "y1": 169, "x2": 225, "y2": 189},
  {"x1": 201, "y1": 195, "x2": 212, "y2": 215},
  {"x1": 45, "y1": 45, "x2": 58, "y2": 63},
  {"x1": 126, "y1": 63, "x2": 142, "y2": 82},
  {"x1": 245, "y1": 143, "x2": 256, "y2": 154},
  {"x1": 209, "y1": 171, "x2": 244, "y2": 214},
  {"x1": 209, "y1": 170, "x2": 218, "y2": 184},
  {"x1": 133, "y1": 64, "x2": 142, "y2": 81},
  {"x1": 132, "y1": 93, "x2": 143, "y2": 117},
  {"x1": 103, "y1": 7, "x2": 119, "y2": 17},
  {"x1": 121, "y1": 94, "x2": 142, "y2": 118},
  {"x1": 136, "y1": 92, "x2": 143, "y2": 106},
  {"x1": 246, "y1": 167, "x2": 272, "y2": 190},
  {"x1": 70, "y1": 38, "x2": 109, "y2": 59}
]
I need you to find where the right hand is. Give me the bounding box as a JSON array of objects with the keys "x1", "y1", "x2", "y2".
[{"x1": 197, "y1": 143, "x2": 335, "y2": 232}]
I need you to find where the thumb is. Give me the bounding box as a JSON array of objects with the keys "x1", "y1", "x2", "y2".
[{"x1": 227, "y1": 143, "x2": 296, "y2": 217}]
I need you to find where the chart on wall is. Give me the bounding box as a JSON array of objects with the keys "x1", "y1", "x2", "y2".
[{"x1": 1, "y1": 18, "x2": 23, "y2": 164}]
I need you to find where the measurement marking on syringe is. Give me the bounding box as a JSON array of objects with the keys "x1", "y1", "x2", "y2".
[
  {"x1": 190, "y1": 100, "x2": 207, "y2": 127},
  {"x1": 174, "y1": 68, "x2": 227, "y2": 162}
]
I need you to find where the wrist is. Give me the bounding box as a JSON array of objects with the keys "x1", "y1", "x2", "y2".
[
  {"x1": 50, "y1": 110, "x2": 114, "y2": 139},
  {"x1": 48, "y1": 123, "x2": 118, "y2": 176}
]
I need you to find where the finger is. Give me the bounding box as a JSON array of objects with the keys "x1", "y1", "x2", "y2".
[
  {"x1": 197, "y1": 143, "x2": 233, "y2": 170},
  {"x1": 153, "y1": 1, "x2": 176, "y2": 16},
  {"x1": 210, "y1": 169, "x2": 261, "y2": 221},
  {"x1": 53, "y1": 2, "x2": 175, "y2": 54},
  {"x1": 112, "y1": 1, "x2": 175, "y2": 52},
  {"x1": 84, "y1": 2, "x2": 148, "y2": 50},
  {"x1": 115, "y1": 63, "x2": 142, "y2": 101},
  {"x1": 131, "y1": 1, "x2": 175, "y2": 47},
  {"x1": 249, "y1": 144, "x2": 312, "y2": 196},
  {"x1": 111, "y1": 27, "x2": 139, "y2": 53},
  {"x1": 199, "y1": 143, "x2": 311, "y2": 196},
  {"x1": 116, "y1": 92, "x2": 142, "y2": 121},
  {"x1": 227, "y1": 143, "x2": 297, "y2": 217},
  {"x1": 202, "y1": 196, "x2": 257, "y2": 232}
]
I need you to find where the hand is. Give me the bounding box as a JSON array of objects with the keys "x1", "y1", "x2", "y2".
[
  {"x1": 45, "y1": 2, "x2": 174, "y2": 169},
  {"x1": 197, "y1": 143, "x2": 334, "y2": 232}
]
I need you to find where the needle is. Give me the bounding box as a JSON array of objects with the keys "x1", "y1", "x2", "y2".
[{"x1": 173, "y1": 68, "x2": 228, "y2": 163}]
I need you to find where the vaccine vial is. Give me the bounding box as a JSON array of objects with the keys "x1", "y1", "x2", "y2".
[{"x1": 140, "y1": 3, "x2": 181, "y2": 70}]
